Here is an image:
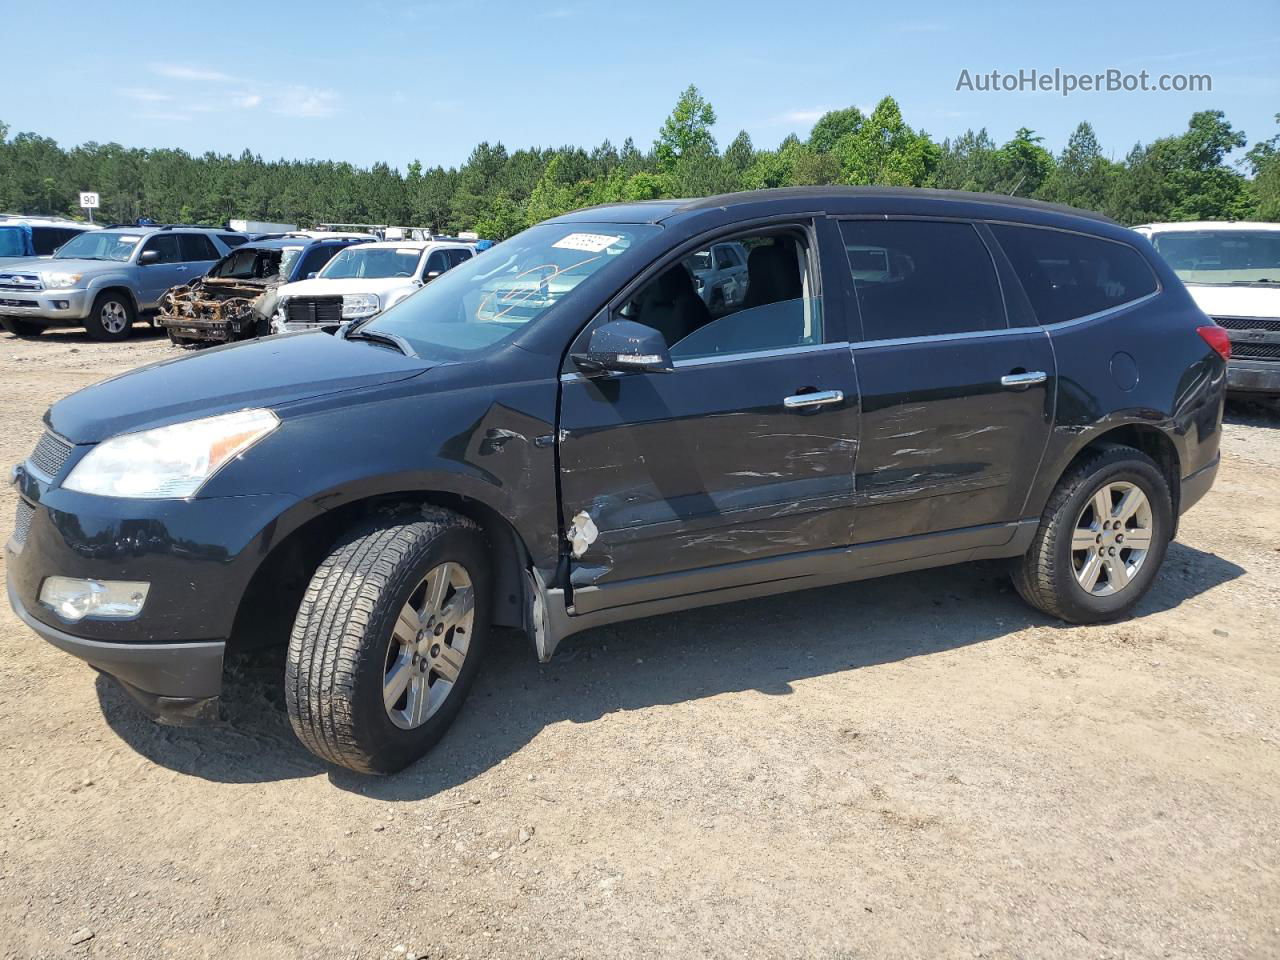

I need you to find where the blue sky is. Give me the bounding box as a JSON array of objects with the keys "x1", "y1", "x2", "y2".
[{"x1": 3, "y1": 0, "x2": 1278, "y2": 170}]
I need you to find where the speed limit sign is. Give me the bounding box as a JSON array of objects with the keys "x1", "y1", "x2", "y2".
[{"x1": 79, "y1": 191, "x2": 100, "y2": 223}]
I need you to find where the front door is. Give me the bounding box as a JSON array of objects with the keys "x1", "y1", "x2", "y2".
[
  {"x1": 836, "y1": 217, "x2": 1056, "y2": 548},
  {"x1": 557, "y1": 222, "x2": 859, "y2": 614}
]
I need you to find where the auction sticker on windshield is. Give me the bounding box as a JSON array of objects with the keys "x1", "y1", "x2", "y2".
[{"x1": 552, "y1": 232, "x2": 624, "y2": 253}]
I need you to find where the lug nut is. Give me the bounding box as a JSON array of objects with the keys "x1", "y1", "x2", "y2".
[{"x1": 431, "y1": 644, "x2": 441, "y2": 658}]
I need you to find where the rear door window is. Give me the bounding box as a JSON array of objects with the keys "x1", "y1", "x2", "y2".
[
  {"x1": 839, "y1": 219, "x2": 1006, "y2": 340},
  {"x1": 989, "y1": 224, "x2": 1158, "y2": 325},
  {"x1": 179, "y1": 233, "x2": 220, "y2": 262},
  {"x1": 218, "y1": 233, "x2": 250, "y2": 249},
  {"x1": 446, "y1": 248, "x2": 472, "y2": 269}
]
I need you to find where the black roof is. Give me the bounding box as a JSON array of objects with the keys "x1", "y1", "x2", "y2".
[{"x1": 550, "y1": 186, "x2": 1117, "y2": 228}]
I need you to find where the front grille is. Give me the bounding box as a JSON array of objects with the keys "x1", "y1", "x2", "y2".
[
  {"x1": 0, "y1": 273, "x2": 43, "y2": 292},
  {"x1": 13, "y1": 500, "x2": 34, "y2": 547},
  {"x1": 28, "y1": 430, "x2": 73, "y2": 479},
  {"x1": 1212, "y1": 316, "x2": 1280, "y2": 333},
  {"x1": 1231, "y1": 342, "x2": 1280, "y2": 361},
  {"x1": 285, "y1": 296, "x2": 343, "y2": 326}
]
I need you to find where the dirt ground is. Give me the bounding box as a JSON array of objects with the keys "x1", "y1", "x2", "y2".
[{"x1": 1, "y1": 326, "x2": 1278, "y2": 960}]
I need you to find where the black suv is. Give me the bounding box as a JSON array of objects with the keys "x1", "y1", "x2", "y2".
[{"x1": 6, "y1": 188, "x2": 1226, "y2": 774}]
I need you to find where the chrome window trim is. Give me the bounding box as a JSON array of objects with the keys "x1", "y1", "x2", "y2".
[
  {"x1": 1037, "y1": 288, "x2": 1162, "y2": 332},
  {"x1": 847, "y1": 288, "x2": 1163, "y2": 350},
  {"x1": 559, "y1": 341, "x2": 850, "y2": 382},
  {"x1": 850, "y1": 326, "x2": 1038, "y2": 351}
]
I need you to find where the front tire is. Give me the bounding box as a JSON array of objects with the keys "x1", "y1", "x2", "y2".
[
  {"x1": 85, "y1": 292, "x2": 135, "y2": 341},
  {"x1": 1012, "y1": 444, "x2": 1172, "y2": 623},
  {"x1": 0, "y1": 316, "x2": 45, "y2": 337},
  {"x1": 286, "y1": 510, "x2": 490, "y2": 774}
]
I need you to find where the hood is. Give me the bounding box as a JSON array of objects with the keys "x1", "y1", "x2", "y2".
[
  {"x1": 48, "y1": 330, "x2": 429, "y2": 443},
  {"x1": 0, "y1": 255, "x2": 53, "y2": 272},
  {"x1": 28, "y1": 257, "x2": 127, "y2": 277},
  {"x1": 278, "y1": 277, "x2": 417, "y2": 300},
  {"x1": 1185, "y1": 283, "x2": 1280, "y2": 320}
]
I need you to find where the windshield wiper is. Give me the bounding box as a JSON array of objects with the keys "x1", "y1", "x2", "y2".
[{"x1": 342, "y1": 325, "x2": 416, "y2": 357}]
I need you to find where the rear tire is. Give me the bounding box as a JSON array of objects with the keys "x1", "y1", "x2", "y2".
[
  {"x1": 1012, "y1": 444, "x2": 1172, "y2": 623},
  {"x1": 85, "y1": 292, "x2": 135, "y2": 341},
  {"x1": 0, "y1": 316, "x2": 44, "y2": 337},
  {"x1": 286, "y1": 509, "x2": 490, "y2": 774}
]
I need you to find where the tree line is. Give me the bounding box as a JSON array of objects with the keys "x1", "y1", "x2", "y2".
[{"x1": 1, "y1": 86, "x2": 1277, "y2": 239}]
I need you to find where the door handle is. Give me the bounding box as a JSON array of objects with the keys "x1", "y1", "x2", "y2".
[
  {"x1": 783, "y1": 389, "x2": 844, "y2": 409},
  {"x1": 1000, "y1": 371, "x2": 1047, "y2": 389}
]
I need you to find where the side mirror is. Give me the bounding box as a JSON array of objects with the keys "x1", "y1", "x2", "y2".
[
  {"x1": 138, "y1": 249, "x2": 160, "y2": 265},
  {"x1": 306, "y1": 272, "x2": 318, "y2": 279},
  {"x1": 424, "y1": 270, "x2": 442, "y2": 281},
  {"x1": 571, "y1": 319, "x2": 674, "y2": 376}
]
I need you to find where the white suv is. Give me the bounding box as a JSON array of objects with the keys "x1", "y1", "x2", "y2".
[{"x1": 272, "y1": 239, "x2": 475, "y2": 332}]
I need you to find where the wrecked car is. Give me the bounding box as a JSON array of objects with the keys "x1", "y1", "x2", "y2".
[
  {"x1": 159, "y1": 236, "x2": 370, "y2": 345},
  {"x1": 8, "y1": 187, "x2": 1224, "y2": 775}
]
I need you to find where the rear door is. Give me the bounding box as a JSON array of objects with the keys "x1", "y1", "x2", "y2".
[
  {"x1": 838, "y1": 217, "x2": 1056, "y2": 549},
  {"x1": 177, "y1": 233, "x2": 222, "y2": 284},
  {"x1": 557, "y1": 219, "x2": 860, "y2": 613}
]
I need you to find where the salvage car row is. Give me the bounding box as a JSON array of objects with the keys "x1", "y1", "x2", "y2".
[{"x1": 0, "y1": 216, "x2": 483, "y2": 345}]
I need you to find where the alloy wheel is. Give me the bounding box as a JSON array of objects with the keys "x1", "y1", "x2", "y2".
[
  {"x1": 382, "y1": 561, "x2": 474, "y2": 730},
  {"x1": 1070, "y1": 481, "x2": 1154, "y2": 597},
  {"x1": 100, "y1": 300, "x2": 129, "y2": 334}
]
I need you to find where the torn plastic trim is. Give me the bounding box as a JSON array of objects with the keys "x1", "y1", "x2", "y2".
[{"x1": 567, "y1": 510, "x2": 598, "y2": 557}]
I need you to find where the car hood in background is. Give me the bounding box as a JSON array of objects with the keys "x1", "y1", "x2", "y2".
[
  {"x1": 47, "y1": 330, "x2": 430, "y2": 443},
  {"x1": 277, "y1": 277, "x2": 418, "y2": 300},
  {"x1": 1186, "y1": 283, "x2": 1280, "y2": 320}
]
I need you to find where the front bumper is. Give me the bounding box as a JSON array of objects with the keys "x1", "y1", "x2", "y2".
[
  {"x1": 8, "y1": 459, "x2": 309, "y2": 723},
  {"x1": 7, "y1": 579, "x2": 223, "y2": 723},
  {"x1": 0, "y1": 287, "x2": 91, "y2": 322},
  {"x1": 158, "y1": 312, "x2": 246, "y2": 343},
  {"x1": 1226, "y1": 359, "x2": 1280, "y2": 396}
]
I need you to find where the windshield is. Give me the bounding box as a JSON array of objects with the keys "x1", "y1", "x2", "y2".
[
  {"x1": 321, "y1": 246, "x2": 423, "y2": 280},
  {"x1": 363, "y1": 222, "x2": 660, "y2": 357},
  {"x1": 1151, "y1": 230, "x2": 1280, "y2": 285},
  {"x1": 0, "y1": 226, "x2": 30, "y2": 258},
  {"x1": 54, "y1": 230, "x2": 143, "y2": 262}
]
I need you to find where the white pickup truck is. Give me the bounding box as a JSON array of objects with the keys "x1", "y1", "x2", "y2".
[
  {"x1": 1135, "y1": 221, "x2": 1280, "y2": 398},
  {"x1": 272, "y1": 239, "x2": 475, "y2": 332}
]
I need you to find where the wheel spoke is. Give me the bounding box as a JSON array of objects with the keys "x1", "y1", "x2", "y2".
[
  {"x1": 1104, "y1": 556, "x2": 1130, "y2": 590},
  {"x1": 1078, "y1": 549, "x2": 1103, "y2": 592},
  {"x1": 1114, "y1": 487, "x2": 1146, "y2": 522},
  {"x1": 1123, "y1": 527, "x2": 1153, "y2": 550},
  {"x1": 1091, "y1": 487, "x2": 1113, "y2": 524},
  {"x1": 433, "y1": 643, "x2": 466, "y2": 684},
  {"x1": 383, "y1": 654, "x2": 413, "y2": 711},
  {"x1": 441, "y1": 586, "x2": 474, "y2": 630},
  {"x1": 406, "y1": 674, "x2": 432, "y2": 726},
  {"x1": 1071, "y1": 527, "x2": 1097, "y2": 551},
  {"x1": 422, "y1": 565, "x2": 450, "y2": 616},
  {"x1": 393, "y1": 603, "x2": 421, "y2": 646}
]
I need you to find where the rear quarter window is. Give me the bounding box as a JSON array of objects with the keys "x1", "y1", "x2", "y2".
[{"x1": 990, "y1": 224, "x2": 1158, "y2": 325}]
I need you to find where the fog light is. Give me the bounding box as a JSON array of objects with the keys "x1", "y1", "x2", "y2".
[
  {"x1": 53, "y1": 300, "x2": 70, "y2": 310},
  {"x1": 39, "y1": 577, "x2": 150, "y2": 621}
]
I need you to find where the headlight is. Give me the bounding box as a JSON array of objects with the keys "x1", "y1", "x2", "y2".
[
  {"x1": 63, "y1": 408, "x2": 279, "y2": 499},
  {"x1": 342, "y1": 293, "x2": 380, "y2": 319},
  {"x1": 41, "y1": 271, "x2": 82, "y2": 289}
]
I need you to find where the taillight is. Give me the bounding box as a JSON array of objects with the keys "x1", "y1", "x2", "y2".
[{"x1": 1197, "y1": 325, "x2": 1231, "y2": 361}]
